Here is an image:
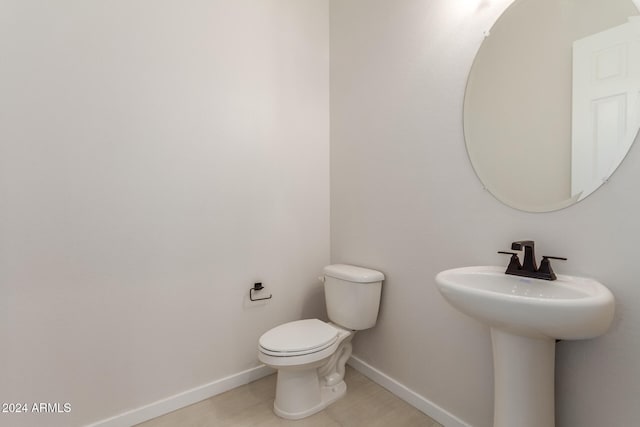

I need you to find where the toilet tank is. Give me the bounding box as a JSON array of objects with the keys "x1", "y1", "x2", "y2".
[{"x1": 323, "y1": 264, "x2": 384, "y2": 330}]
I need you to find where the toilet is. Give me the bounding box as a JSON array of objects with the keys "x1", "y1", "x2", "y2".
[{"x1": 258, "y1": 264, "x2": 384, "y2": 420}]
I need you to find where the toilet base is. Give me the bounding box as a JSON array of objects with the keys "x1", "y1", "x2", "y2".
[
  {"x1": 269, "y1": 327, "x2": 354, "y2": 420},
  {"x1": 274, "y1": 377, "x2": 347, "y2": 420}
]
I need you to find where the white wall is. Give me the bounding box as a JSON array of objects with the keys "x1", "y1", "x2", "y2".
[
  {"x1": 331, "y1": 1, "x2": 640, "y2": 426},
  {"x1": 0, "y1": 1, "x2": 329, "y2": 426}
]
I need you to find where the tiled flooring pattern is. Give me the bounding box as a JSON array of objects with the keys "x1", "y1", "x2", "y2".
[{"x1": 137, "y1": 366, "x2": 443, "y2": 427}]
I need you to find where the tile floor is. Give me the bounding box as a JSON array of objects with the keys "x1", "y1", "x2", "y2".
[{"x1": 136, "y1": 366, "x2": 443, "y2": 427}]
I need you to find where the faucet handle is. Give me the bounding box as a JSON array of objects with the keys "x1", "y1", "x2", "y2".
[
  {"x1": 498, "y1": 251, "x2": 522, "y2": 273},
  {"x1": 538, "y1": 256, "x2": 567, "y2": 281},
  {"x1": 542, "y1": 256, "x2": 567, "y2": 261}
]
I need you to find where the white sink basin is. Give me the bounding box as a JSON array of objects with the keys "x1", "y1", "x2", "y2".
[{"x1": 435, "y1": 265, "x2": 615, "y2": 340}]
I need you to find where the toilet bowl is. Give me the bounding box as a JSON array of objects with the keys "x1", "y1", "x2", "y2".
[
  {"x1": 257, "y1": 264, "x2": 384, "y2": 420},
  {"x1": 259, "y1": 319, "x2": 354, "y2": 419}
]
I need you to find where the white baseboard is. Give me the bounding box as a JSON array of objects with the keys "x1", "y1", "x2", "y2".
[
  {"x1": 86, "y1": 365, "x2": 274, "y2": 427},
  {"x1": 87, "y1": 356, "x2": 470, "y2": 427},
  {"x1": 347, "y1": 356, "x2": 472, "y2": 427}
]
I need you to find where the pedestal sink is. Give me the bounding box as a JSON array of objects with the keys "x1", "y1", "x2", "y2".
[{"x1": 435, "y1": 266, "x2": 615, "y2": 427}]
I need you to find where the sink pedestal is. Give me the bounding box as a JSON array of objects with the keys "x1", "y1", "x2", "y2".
[{"x1": 491, "y1": 329, "x2": 555, "y2": 427}]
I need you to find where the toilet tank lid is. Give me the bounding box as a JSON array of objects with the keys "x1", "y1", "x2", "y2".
[{"x1": 323, "y1": 264, "x2": 384, "y2": 283}]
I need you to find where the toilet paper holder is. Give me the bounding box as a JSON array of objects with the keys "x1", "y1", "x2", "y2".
[{"x1": 249, "y1": 282, "x2": 272, "y2": 301}]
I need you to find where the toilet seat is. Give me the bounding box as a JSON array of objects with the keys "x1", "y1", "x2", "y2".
[{"x1": 259, "y1": 319, "x2": 339, "y2": 357}]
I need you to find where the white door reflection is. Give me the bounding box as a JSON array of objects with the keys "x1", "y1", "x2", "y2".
[{"x1": 572, "y1": 16, "x2": 640, "y2": 201}]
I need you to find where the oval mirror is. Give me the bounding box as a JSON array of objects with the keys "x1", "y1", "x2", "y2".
[{"x1": 464, "y1": 0, "x2": 640, "y2": 212}]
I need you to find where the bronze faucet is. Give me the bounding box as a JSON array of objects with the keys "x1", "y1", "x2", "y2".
[{"x1": 498, "y1": 240, "x2": 566, "y2": 281}]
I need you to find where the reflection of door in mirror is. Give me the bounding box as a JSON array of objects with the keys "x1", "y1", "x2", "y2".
[{"x1": 572, "y1": 17, "x2": 640, "y2": 201}]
